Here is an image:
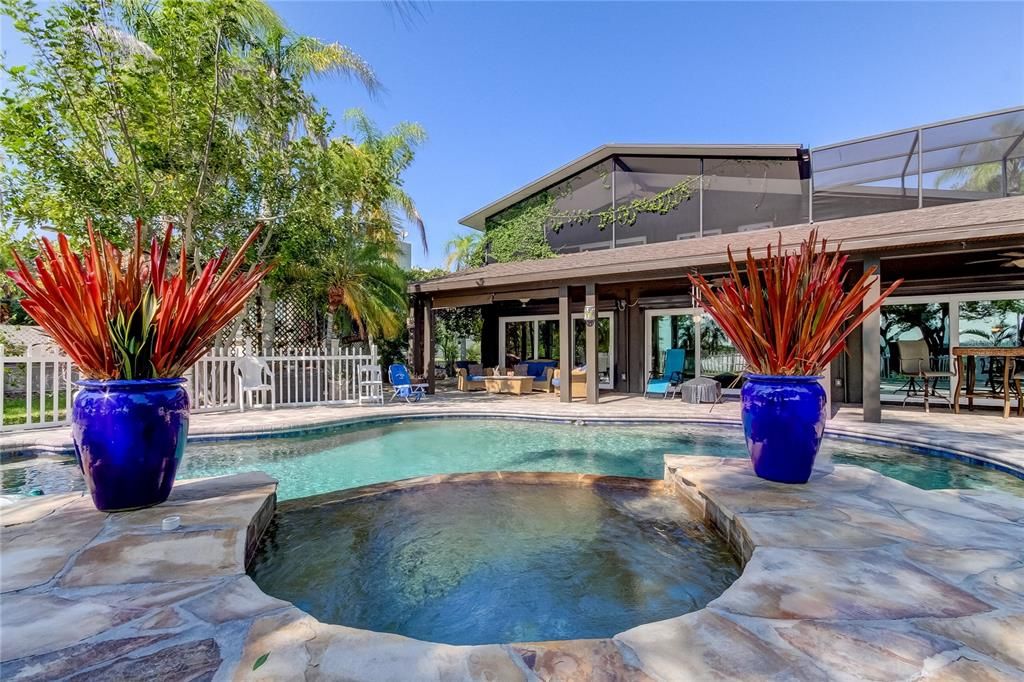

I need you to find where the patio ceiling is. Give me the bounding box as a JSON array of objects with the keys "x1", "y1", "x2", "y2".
[{"x1": 411, "y1": 195, "x2": 1024, "y2": 297}]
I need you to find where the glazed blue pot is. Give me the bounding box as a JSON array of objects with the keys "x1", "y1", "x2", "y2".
[
  {"x1": 72, "y1": 378, "x2": 190, "y2": 512},
  {"x1": 740, "y1": 374, "x2": 826, "y2": 484}
]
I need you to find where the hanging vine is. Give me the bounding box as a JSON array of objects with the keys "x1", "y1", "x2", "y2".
[{"x1": 546, "y1": 175, "x2": 699, "y2": 233}]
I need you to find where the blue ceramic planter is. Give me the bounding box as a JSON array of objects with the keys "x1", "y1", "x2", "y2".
[
  {"x1": 741, "y1": 374, "x2": 826, "y2": 484},
  {"x1": 72, "y1": 378, "x2": 190, "y2": 512}
]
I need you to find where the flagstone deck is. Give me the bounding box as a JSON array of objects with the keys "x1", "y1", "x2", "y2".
[
  {"x1": 3, "y1": 391, "x2": 1023, "y2": 477},
  {"x1": 2, "y1": 456, "x2": 1022, "y2": 681}
]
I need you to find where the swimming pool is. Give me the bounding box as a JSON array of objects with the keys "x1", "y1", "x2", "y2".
[{"x1": 4, "y1": 418, "x2": 1022, "y2": 499}]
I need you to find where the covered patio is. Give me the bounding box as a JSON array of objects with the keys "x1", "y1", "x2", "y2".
[{"x1": 409, "y1": 196, "x2": 1024, "y2": 421}]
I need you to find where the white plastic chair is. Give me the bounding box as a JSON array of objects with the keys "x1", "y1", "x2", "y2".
[
  {"x1": 359, "y1": 365, "x2": 385, "y2": 406},
  {"x1": 236, "y1": 356, "x2": 275, "y2": 412}
]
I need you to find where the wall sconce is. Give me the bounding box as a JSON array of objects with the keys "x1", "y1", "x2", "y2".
[
  {"x1": 583, "y1": 305, "x2": 597, "y2": 327},
  {"x1": 518, "y1": 297, "x2": 530, "y2": 307}
]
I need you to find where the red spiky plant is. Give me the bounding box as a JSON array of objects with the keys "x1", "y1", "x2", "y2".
[
  {"x1": 688, "y1": 230, "x2": 902, "y2": 376},
  {"x1": 7, "y1": 219, "x2": 271, "y2": 380}
]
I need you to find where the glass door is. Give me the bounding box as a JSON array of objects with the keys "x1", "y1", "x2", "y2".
[
  {"x1": 571, "y1": 313, "x2": 614, "y2": 389},
  {"x1": 498, "y1": 314, "x2": 613, "y2": 388},
  {"x1": 645, "y1": 309, "x2": 698, "y2": 382}
]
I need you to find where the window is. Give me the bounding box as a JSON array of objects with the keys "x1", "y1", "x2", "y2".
[
  {"x1": 702, "y1": 158, "x2": 807, "y2": 235},
  {"x1": 613, "y1": 156, "x2": 700, "y2": 244}
]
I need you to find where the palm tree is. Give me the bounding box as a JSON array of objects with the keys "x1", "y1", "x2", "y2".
[
  {"x1": 326, "y1": 239, "x2": 409, "y2": 340},
  {"x1": 444, "y1": 233, "x2": 481, "y2": 271},
  {"x1": 341, "y1": 110, "x2": 428, "y2": 254}
]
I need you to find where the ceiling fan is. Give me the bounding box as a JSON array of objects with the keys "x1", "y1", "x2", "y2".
[{"x1": 965, "y1": 251, "x2": 1024, "y2": 268}]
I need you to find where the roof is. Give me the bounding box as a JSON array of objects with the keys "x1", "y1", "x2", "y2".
[
  {"x1": 412, "y1": 196, "x2": 1024, "y2": 295},
  {"x1": 458, "y1": 143, "x2": 805, "y2": 230}
]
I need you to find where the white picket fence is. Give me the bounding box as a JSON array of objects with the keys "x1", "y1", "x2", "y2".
[{"x1": 0, "y1": 344, "x2": 379, "y2": 432}]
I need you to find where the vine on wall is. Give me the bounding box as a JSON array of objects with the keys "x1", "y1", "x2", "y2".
[
  {"x1": 476, "y1": 193, "x2": 556, "y2": 265},
  {"x1": 546, "y1": 176, "x2": 698, "y2": 233}
]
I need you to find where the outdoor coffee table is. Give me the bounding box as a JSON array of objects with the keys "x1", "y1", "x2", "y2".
[{"x1": 483, "y1": 376, "x2": 534, "y2": 395}]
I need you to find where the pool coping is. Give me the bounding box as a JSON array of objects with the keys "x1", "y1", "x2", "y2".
[
  {"x1": 3, "y1": 462, "x2": 1022, "y2": 679},
  {"x1": 5, "y1": 409, "x2": 1023, "y2": 481}
]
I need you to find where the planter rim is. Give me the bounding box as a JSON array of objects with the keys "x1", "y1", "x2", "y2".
[
  {"x1": 76, "y1": 377, "x2": 187, "y2": 391},
  {"x1": 744, "y1": 373, "x2": 824, "y2": 383}
]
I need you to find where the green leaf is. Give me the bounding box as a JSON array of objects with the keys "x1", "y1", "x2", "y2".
[{"x1": 252, "y1": 652, "x2": 270, "y2": 671}]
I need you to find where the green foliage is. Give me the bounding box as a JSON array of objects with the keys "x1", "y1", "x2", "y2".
[
  {"x1": 472, "y1": 173, "x2": 696, "y2": 268},
  {"x1": 444, "y1": 232, "x2": 481, "y2": 271},
  {"x1": 548, "y1": 176, "x2": 697, "y2": 233},
  {"x1": 108, "y1": 289, "x2": 157, "y2": 379},
  {"x1": 478, "y1": 193, "x2": 555, "y2": 265},
  {"x1": 1, "y1": 0, "x2": 427, "y2": 337},
  {"x1": 252, "y1": 652, "x2": 270, "y2": 671},
  {"x1": 324, "y1": 236, "x2": 409, "y2": 340}
]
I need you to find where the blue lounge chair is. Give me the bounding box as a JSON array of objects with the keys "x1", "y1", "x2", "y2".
[
  {"x1": 388, "y1": 364, "x2": 428, "y2": 403},
  {"x1": 644, "y1": 349, "x2": 686, "y2": 399}
]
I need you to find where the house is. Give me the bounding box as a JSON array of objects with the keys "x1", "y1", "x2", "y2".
[{"x1": 409, "y1": 107, "x2": 1024, "y2": 421}]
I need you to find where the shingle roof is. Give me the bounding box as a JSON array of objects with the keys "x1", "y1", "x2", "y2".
[{"x1": 412, "y1": 196, "x2": 1024, "y2": 294}]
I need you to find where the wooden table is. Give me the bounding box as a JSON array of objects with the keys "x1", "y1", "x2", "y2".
[
  {"x1": 483, "y1": 376, "x2": 534, "y2": 395},
  {"x1": 952, "y1": 346, "x2": 1024, "y2": 418}
]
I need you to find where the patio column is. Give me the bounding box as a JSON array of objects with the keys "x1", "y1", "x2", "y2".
[
  {"x1": 585, "y1": 283, "x2": 599, "y2": 405},
  {"x1": 559, "y1": 285, "x2": 572, "y2": 403},
  {"x1": 410, "y1": 295, "x2": 424, "y2": 378},
  {"x1": 861, "y1": 256, "x2": 882, "y2": 423},
  {"x1": 423, "y1": 298, "x2": 436, "y2": 394}
]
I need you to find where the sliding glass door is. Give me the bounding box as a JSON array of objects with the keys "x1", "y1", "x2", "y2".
[
  {"x1": 644, "y1": 309, "x2": 746, "y2": 390},
  {"x1": 498, "y1": 314, "x2": 615, "y2": 389},
  {"x1": 881, "y1": 292, "x2": 1024, "y2": 406}
]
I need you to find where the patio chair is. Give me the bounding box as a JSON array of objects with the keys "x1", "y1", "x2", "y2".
[
  {"x1": 236, "y1": 356, "x2": 275, "y2": 413},
  {"x1": 644, "y1": 348, "x2": 686, "y2": 399},
  {"x1": 388, "y1": 363, "x2": 428, "y2": 403},
  {"x1": 456, "y1": 365, "x2": 492, "y2": 391},
  {"x1": 552, "y1": 367, "x2": 587, "y2": 398},
  {"x1": 897, "y1": 340, "x2": 954, "y2": 413}
]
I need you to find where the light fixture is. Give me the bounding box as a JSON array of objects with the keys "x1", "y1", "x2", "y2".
[
  {"x1": 519, "y1": 297, "x2": 530, "y2": 306},
  {"x1": 583, "y1": 305, "x2": 597, "y2": 327}
]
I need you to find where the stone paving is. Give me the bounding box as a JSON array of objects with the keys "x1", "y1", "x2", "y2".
[
  {"x1": 2, "y1": 456, "x2": 1022, "y2": 680},
  {"x1": 3, "y1": 391, "x2": 1023, "y2": 476}
]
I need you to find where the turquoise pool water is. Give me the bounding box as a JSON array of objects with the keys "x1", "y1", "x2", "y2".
[
  {"x1": 251, "y1": 479, "x2": 741, "y2": 644},
  {"x1": 5, "y1": 418, "x2": 1022, "y2": 499}
]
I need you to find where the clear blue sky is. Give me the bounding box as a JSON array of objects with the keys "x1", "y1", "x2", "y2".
[
  {"x1": 278, "y1": 1, "x2": 1022, "y2": 269},
  {"x1": 4, "y1": 2, "x2": 1023, "y2": 266}
]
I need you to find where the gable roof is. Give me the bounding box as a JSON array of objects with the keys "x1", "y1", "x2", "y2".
[{"x1": 413, "y1": 196, "x2": 1024, "y2": 295}]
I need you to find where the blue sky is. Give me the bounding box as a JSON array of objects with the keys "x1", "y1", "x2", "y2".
[
  {"x1": 3, "y1": 2, "x2": 1022, "y2": 266},
  {"x1": 277, "y1": 1, "x2": 1022, "y2": 269}
]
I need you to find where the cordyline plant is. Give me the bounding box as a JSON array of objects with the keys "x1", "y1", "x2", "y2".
[
  {"x1": 8, "y1": 220, "x2": 271, "y2": 380},
  {"x1": 688, "y1": 230, "x2": 902, "y2": 376}
]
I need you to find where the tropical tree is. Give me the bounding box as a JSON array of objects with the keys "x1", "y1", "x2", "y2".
[
  {"x1": 325, "y1": 237, "x2": 409, "y2": 340},
  {"x1": 444, "y1": 232, "x2": 481, "y2": 271}
]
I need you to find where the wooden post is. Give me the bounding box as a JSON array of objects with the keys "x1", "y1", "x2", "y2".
[
  {"x1": 410, "y1": 295, "x2": 424, "y2": 378},
  {"x1": 559, "y1": 285, "x2": 572, "y2": 403},
  {"x1": 585, "y1": 283, "x2": 599, "y2": 405},
  {"x1": 423, "y1": 298, "x2": 436, "y2": 395},
  {"x1": 861, "y1": 256, "x2": 882, "y2": 423}
]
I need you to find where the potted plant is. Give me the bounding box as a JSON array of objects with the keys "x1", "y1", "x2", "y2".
[
  {"x1": 8, "y1": 220, "x2": 270, "y2": 511},
  {"x1": 688, "y1": 230, "x2": 901, "y2": 484}
]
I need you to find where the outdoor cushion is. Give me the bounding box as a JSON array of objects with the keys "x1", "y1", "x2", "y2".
[
  {"x1": 513, "y1": 364, "x2": 530, "y2": 377},
  {"x1": 524, "y1": 361, "x2": 556, "y2": 379}
]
